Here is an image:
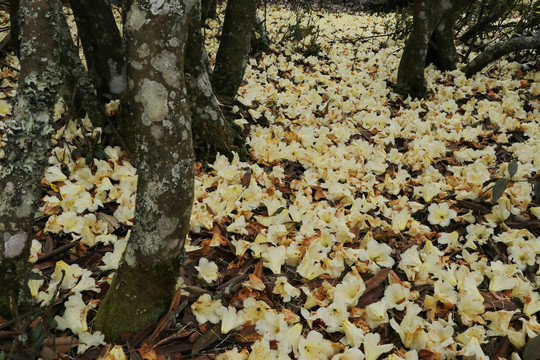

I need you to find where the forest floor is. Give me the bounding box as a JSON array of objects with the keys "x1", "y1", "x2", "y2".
[{"x1": 1, "y1": 3, "x2": 540, "y2": 360}]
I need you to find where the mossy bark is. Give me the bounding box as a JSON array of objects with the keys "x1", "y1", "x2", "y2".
[
  {"x1": 94, "y1": 0, "x2": 195, "y2": 342},
  {"x1": 211, "y1": 0, "x2": 258, "y2": 99},
  {"x1": 69, "y1": 0, "x2": 126, "y2": 99},
  {"x1": 93, "y1": 261, "x2": 178, "y2": 342},
  {"x1": 396, "y1": 0, "x2": 463, "y2": 99},
  {"x1": 185, "y1": 0, "x2": 246, "y2": 161},
  {"x1": 0, "y1": 0, "x2": 60, "y2": 319}
]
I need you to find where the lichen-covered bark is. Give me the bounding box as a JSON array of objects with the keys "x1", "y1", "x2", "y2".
[
  {"x1": 211, "y1": 0, "x2": 258, "y2": 99},
  {"x1": 69, "y1": 0, "x2": 126, "y2": 99},
  {"x1": 185, "y1": 0, "x2": 245, "y2": 160},
  {"x1": 463, "y1": 35, "x2": 540, "y2": 77},
  {"x1": 94, "y1": 0, "x2": 195, "y2": 342},
  {"x1": 396, "y1": 0, "x2": 463, "y2": 99},
  {"x1": 0, "y1": 0, "x2": 60, "y2": 318}
]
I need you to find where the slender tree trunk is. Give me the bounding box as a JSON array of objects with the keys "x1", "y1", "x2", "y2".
[
  {"x1": 69, "y1": 0, "x2": 126, "y2": 99},
  {"x1": 0, "y1": 0, "x2": 60, "y2": 318},
  {"x1": 52, "y1": 0, "x2": 107, "y2": 127},
  {"x1": 251, "y1": 12, "x2": 271, "y2": 53},
  {"x1": 7, "y1": 0, "x2": 20, "y2": 55},
  {"x1": 211, "y1": 0, "x2": 258, "y2": 99},
  {"x1": 463, "y1": 35, "x2": 540, "y2": 77},
  {"x1": 201, "y1": 0, "x2": 218, "y2": 22},
  {"x1": 396, "y1": 0, "x2": 463, "y2": 98},
  {"x1": 186, "y1": 0, "x2": 245, "y2": 160},
  {"x1": 94, "y1": 0, "x2": 195, "y2": 342}
]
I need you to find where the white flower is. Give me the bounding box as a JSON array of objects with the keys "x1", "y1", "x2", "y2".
[
  {"x1": 195, "y1": 258, "x2": 219, "y2": 283},
  {"x1": 297, "y1": 331, "x2": 335, "y2": 360},
  {"x1": 341, "y1": 319, "x2": 365, "y2": 348},
  {"x1": 78, "y1": 331, "x2": 106, "y2": 354},
  {"x1": 427, "y1": 202, "x2": 457, "y2": 227},
  {"x1": 363, "y1": 332, "x2": 393, "y2": 360},
  {"x1": 316, "y1": 299, "x2": 348, "y2": 333},
  {"x1": 192, "y1": 294, "x2": 222, "y2": 324},
  {"x1": 54, "y1": 292, "x2": 95, "y2": 335},
  {"x1": 273, "y1": 276, "x2": 301, "y2": 302},
  {"x1": 217, "y1": 306, "x2": 245, "y2": 334}
]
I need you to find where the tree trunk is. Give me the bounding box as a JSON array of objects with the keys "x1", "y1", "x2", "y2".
[
  {"x1": 93, "y1": 0, "x2": 195, "y2": 342},
  {"x1": 69, "y1": 0, "x2": 126, "y2": 99},
  {"x1": 211, "y1": 0, "x2": 258, "y2": 99},
  {"x1": 396, "y1": 0, "x2": 463, "y2": 99},
  {"x1": 251, "y1": 12, "x2": 271, "y2": 53},
  {"x1": 7, "y1": 0, "x2": 20, "y2": 55},
  {"x1": 0, "y1": 0, "x2": 60, "y2": 318},
  {"x1": 463, "y1": 35, "x2": 540, "y2": 77},
  {"x1": 186, "y1": 0, "x2": 246, "y2": 160},
  {"x1": 52, "y1": 0, "x2": 107, "y2": 127},
  {"x1": 201, "y1": 0, "x2": 218, "y2": 22}
]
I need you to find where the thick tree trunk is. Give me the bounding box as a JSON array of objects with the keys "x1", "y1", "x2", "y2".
[
  {"x1": 94, "y1": 0, "x2": 195, "y2": 342},
  {"x1": 396, "y1": 0, "x2": 463, "y2": 99},
  {"x1": 211, "y1": 0, "x2": 258, "y2": 99},
  {"x1": 0, "y1": 0, "x2": 60, "y2": 318},
  {"x1": 186, "y1": 0, "x2": 245, "y2": 160},
  {"x1": 69, "y1": 0, "x2": 126, "y2": 99},
  {"x1": 463, "y1": 35, "x2": 540, "y2": 77}
]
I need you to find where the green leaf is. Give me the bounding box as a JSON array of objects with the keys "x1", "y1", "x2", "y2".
[
  {"x1": 508, "y1": 160, "x2": 518, "y2": 179},
  {"x1": 103, "y1": 93, "x2": 113, "y2": 100},
  {"x1": 85, "y1": 151, "x2": 94, "y2": 165},
  {"x1": 47, "y1": 317, "x2": 58, "y2": 329},
  {"x1": 27, "y1": 271, "x2": 44, "y2": 281},
  {"x1": 94, "y1": 147, "x2": 107, "y2": 160},
  {"x1": 492, "y1": 178, "x2": 508, "y2": 203},
  {"x1": 524, "y1": 335, "x2": 540, "y2": 360},
  {"x1": 71, "y1": 148, "x2": 83, "y2": 157},
  {"x1": 104, "y1": 125, "x2": 114, "y2": 134},
  {"x1": 29, "y1": 320, "x2": 45, "y2": 351}
]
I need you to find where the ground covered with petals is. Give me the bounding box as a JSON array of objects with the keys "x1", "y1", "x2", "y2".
[{"x1": 1, "y1": 4, "x2": 539, "y2": 360}]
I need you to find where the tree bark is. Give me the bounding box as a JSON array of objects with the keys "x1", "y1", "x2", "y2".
[
  {"x1": 185, "y1": 0, "x2": 246, "y2": 160},
  {"x1": 201, "y1": 0, "x2": 217, "y2": 22},
  {"x1": 0, "y1": 0, "x2": 60, "y2": 318},
  {"x1": 396, "y1": 0, "x2": 463, "y2": 99},
  {"x1": 463, "y1": 35, "x2": 540, "y2": 77},
  {"x1": 93, "y1": 0, "x2": 195, "y2": 342},
  {"x1": 69, "y1": 0, "x2": 126, "y2": 99},
  {"x1": 211, "y1": 0, "x2": 258, "y2": 99}
]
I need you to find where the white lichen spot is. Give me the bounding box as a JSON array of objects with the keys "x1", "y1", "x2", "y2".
[
  {"x1": 168, "y1": 238, "x2": 180, "y2": 249},
  {"x1": 172, "y1": 152, "x2": 179, "y2": 160},
  {"x1": 163, "y1": 119, "x2": 173, "y2": 130},
  {"x1": 110, "y1": 74, "x2": 127, "y2": 95},
  {"x1": 126, "y1": 5, "x2": 146, "y2": 32},
  {"x1": 123, "y1": 244, "x2": 137, "y2": 267},
  {"x1": 135, "y1": 79, "x2": 168, "y2": 126},
  {"x1": 138, "y1": 43, "x2": 150, "y2": 59},
  {"x1": 168, "y1": 38, "x2": 179, "y2": 47},
  {"x1": 5, "y1": 182, "x2": 14, "y2": 193},
  {"x1": 181, "y1": 130, "x2": 188, "y2": 141},
  {"x1": 157, "y1": 217, "x2": 179, "y2": 239},
  {"x1": 419, "y1": 11, "x2": 426, "y2": 20},
  {"x1": 441, "y1": 0, "x2": 452, "y2": 10},
  {"x1": 131, "y1": 61, "x2": 143, "y2": 70},
  {"x1": 3, "y1": 232, "x2": 27, "y2": 258},
  {"x1": 150, "y1": 124, "x2": 164, "y2": 139},
  {"x1": 151, "y1": 51, "x2": 181, "y2": 88},
  {"x1": 150, "y1": 0, "x2": 170, "y2": 15},
  {"x1": 437, "y1": 23, "x2": 446, "y2": 32}
]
